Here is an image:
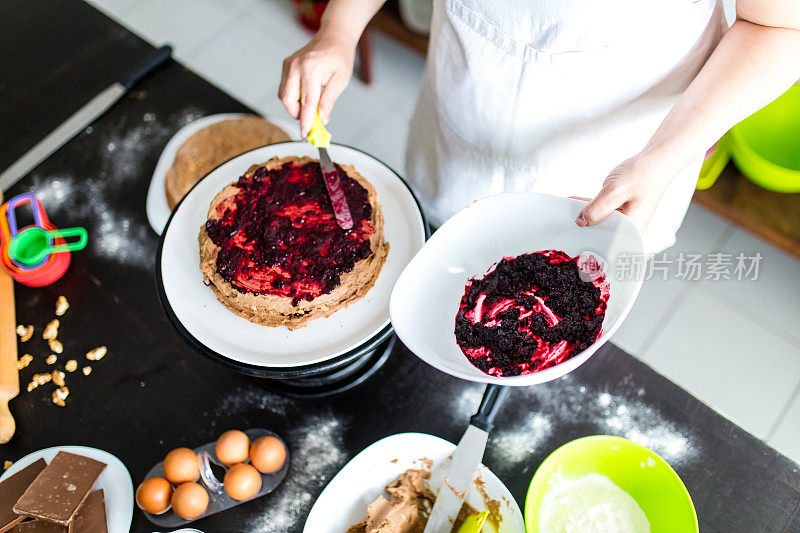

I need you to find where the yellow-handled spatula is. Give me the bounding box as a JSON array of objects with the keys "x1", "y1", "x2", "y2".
[
  {"x1": 307, "y1": 113, "x2": 353, "y2": 230},
  {"x1": 456, "y1": 511, "x2": 489, "y2": 533}
]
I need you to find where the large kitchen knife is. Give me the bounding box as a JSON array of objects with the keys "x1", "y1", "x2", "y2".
[
  {"x1": 424, "y1": 384, "x2": 508, "y2": 533},
  {"x1": 308, "y1": 113, "x2": 353, "y2": 230},
  {"x1": 0, "y1": 45, "x2": 173, "y2": 191}
]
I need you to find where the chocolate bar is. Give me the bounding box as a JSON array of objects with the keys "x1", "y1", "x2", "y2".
[
  {"x1": 9, "y1": 520, "x2": 64, "y2": 532},
  {"x1": 0, "y1": 459, "x2": 47, "y2": 533},
  {"x1": 13, "y1": 452, "x2": 106, "y2": 526},
  {"x1": 10, "y1": 489, "x2": 107, "y2": 533},
  {"x1": 73, "y1": 490, "x2": 107, "y2": 533}
]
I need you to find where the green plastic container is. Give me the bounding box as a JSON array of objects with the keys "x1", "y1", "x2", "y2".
[
  {"x1": 524, "y1": 435, "x2": 697, "y2": 533},
  {"x1": 727, "y1": 83, "x2": 800, "y2": 193},
  {"x1": 697, "y1": 83, "x2": 800, "y2": 193},
  {"x1": 696, "y1": 134, "x2": 731, "y2": 190}
]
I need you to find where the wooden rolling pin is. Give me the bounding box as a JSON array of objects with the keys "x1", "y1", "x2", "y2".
[{"x1": 0, "y1": 190, "x2": 18, "y2": 443}]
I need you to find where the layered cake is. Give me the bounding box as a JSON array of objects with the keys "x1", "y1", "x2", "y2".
[
  {"x1": 455, "y1": 250, "x2": 609, "y2": 377},
  {"x1": 165, "y1": 115, "x2": 290, "y2": 209},
  {"x1": 199, "y1": 155, "x2": 389, "y2": 329}
]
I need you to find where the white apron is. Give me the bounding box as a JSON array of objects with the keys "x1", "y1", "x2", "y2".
[{"x1": 406, "y1": 0, "x2": 726, "y2": 252}]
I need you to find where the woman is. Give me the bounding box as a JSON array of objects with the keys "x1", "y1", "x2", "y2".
[{"x1": 279, "y1": 0, "x2": 800, "y2": 252}]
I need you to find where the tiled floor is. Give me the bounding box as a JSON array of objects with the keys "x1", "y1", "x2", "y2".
[{"x1": 84, "y1": 0, "x2": 800, "y2": 462}]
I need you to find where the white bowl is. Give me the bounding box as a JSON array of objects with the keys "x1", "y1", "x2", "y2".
[
  {"x1": 304, "y1": 433, "x2": 525, "y2": 532},
  {"x1": 390, "y1": 192, "x2": 645, "y2": 386}
]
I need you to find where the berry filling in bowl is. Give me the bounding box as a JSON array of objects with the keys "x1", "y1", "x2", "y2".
[{"x1": 455, "y1": 250, "x2": 609, "y2": 377}]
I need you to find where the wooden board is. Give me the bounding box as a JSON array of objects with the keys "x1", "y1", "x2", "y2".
[
  {"x1": 693, "y1": 163, "x2": 800, "y2": 259},
  {"x1": 0, "y1": 189, "x2": 18, "y2": 444}
]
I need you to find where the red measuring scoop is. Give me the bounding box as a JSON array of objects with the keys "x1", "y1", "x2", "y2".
[{"x1": 0, "y1": 193, "x2": 85, "y2": 286}]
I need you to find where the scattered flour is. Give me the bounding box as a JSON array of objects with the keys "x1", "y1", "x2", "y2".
[
  {"x1": 30, "y1": 174, "x2": 157, "y2": 269},
  {"x1": 25, "y1": 108, "x2": 203, "y2": 269},
  {"x1": 209, "y1": 384, "x2": 289, "y2": 419},
  {"x1": 454, "y1": 385, "x2": 484, "y2": 420},
  {"x1": 249, "y1": 415, "x2": 348, "y2": 532},
  {"x1": 492, "y1": 412, "x2": 553, "y2": 464},
  {"x1": 466, "y1": 374, "x2": 696, "y2": 467}
]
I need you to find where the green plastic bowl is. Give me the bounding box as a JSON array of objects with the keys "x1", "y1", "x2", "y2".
[
  {"x1": 524, "y1": 435, "x2": 697, "y2": 533},
  {"x1": 727, "y1": 83, "x2": 800, "y2": 193}
]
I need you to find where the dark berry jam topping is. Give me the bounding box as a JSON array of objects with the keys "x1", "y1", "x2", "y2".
[
  {"x1": 205, "y1": 161, "x2": 375, "y2": 305},
  {"x1": 454, "y1": 250, "x2": 609, "y2": 377}
]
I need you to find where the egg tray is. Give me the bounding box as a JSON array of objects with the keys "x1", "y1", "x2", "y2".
[{"x1": 141, "y1": 428, "x2": 289, "y2": 528}]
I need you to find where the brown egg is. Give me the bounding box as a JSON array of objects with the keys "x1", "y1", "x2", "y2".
[
  {"x1": 171, "y1": 482, "x2": 209, "y2": 520},
  {"x1": 135, "y1": 477, "x2": 173, "y2": 514},
  {"x1": 215, "y1": 430, "x2": 250, "y2": 466},
  {"x1": 163, "y1": 447, "x2": 200, "y2": 485},
  {"x1": 250, "y1": 436, "x2": 286, "y2": 473},
  {"x1": 223, "y1": 463, "x2": 262, "y2": 500}
]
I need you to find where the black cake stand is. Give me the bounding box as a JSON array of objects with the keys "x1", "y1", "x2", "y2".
[{"x1": 155, "y1": 146, "x2": 428, "y2": 397}]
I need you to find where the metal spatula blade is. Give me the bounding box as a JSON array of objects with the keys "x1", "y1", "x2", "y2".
[
  {"x1": 424, "y1": 385, "x2": 508, "y2": 533},
  {"x1": 307, "y1": 113, "x2": 353, "y2": 230}
]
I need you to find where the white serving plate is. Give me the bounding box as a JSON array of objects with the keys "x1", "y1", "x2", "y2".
[
  {"x1": 304, "y1": 433, "x2": 525, "y2": 532},
  {"x1": 158, "y1": 142, "x2": 426, "y2": 368},
  {"x1": 146, "y1": 113, "x2": 299, "y2": 235},
  {"x1": 1, "y1": 445, "x2": 134, "y2": 533},
  {"x1": 390, "y1": 192, "x2": 645, "y2": 386}
]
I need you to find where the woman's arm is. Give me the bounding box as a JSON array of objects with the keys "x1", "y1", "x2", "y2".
[
  {"x1": 279, "y1": 0, "x2": 386, "y2": 137},
  {"x1": 578, "y1": 1, "x2": 800, "y2": 230}
]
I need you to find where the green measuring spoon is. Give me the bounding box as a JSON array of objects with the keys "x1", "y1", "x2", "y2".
[{"x1": 8, "y1": 226, "x2": 88, "y2": 266}]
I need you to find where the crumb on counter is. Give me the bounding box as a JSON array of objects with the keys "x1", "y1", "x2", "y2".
[
  {"x1": 16, "y1": 354, "x2": 33, "y2": 370},
  {"x1": 16, "y1": 302, "x2": 105, "y2": 409},
  {"x1": 16, "y1": 325, "x2": 33, "y2": 342},
  {"x1": 55, "y1": 295, "x2": 69, "y2": 316},
  {"x1": 52, "y1": 371, "x2": 65, "y2": 387},
  {"x1": 42, "y1": 319, "x2": 60, "y2": 340},
  {"x1": 86, "y1": 346, "x2": 107, "y2": 361},
  {"x1": 28, "y1": 373, "x2": 53, "y2": 391},
  {"x1": 52, "y1": 386, "x2": 69, "y2": 407}
]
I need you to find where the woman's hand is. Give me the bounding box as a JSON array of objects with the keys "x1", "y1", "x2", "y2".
[
  {"x1": 279, "y1": 32, "x2": 357, "y2": 137},
  {"x1": 575, "y1": 152, "x2": 671, "y2": 232},
  {"x1": 575, "y1": 0, "x2": 800, "y2": 232}
]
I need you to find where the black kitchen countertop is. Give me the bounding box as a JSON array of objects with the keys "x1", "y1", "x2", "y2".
[{"x1": 2, "y1": 1, "x2": 800, "y2": 532}]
